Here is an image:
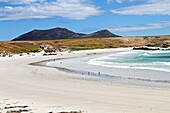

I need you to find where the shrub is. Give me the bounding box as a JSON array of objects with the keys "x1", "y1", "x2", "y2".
[{"x1": 143, "y1": 36, "x2": 149, "y2": 40}]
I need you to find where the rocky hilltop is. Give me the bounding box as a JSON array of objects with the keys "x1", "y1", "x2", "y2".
[{"x1": 12, "y1": 27, "x2": 120, "y2": 41}]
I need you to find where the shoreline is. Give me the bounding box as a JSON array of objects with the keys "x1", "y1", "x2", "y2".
[
  {"x1": 1, "y1": 48, "x2": 170, "y2": 113},
  {"x1": 31, "y1": 57, "x2": 170, "y2": 89},
  {"x1": 38, "y1": 49, "x2": 170, "y2": 89}
]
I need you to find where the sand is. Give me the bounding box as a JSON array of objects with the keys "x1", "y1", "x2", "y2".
[{"x1": 0, "y1": 48, "x2": 170, "y2": 113}]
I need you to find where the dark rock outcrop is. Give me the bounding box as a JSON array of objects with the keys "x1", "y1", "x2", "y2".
[
  {"x1": 12, "y1": 27, "x2": 120, "y2": 41},
  {"x1": 133, "y1": 47, "x2": 160, "y2": 50}
]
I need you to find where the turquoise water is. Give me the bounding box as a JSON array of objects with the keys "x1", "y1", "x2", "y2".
[
  {"x1": 88, "y1": 50, "x2": 170, "y2": 72},
  {"x1": 46, "y1": 50, "x2": 170, "y2": 87}
]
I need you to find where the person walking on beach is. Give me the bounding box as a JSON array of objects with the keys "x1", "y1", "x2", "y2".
[
  {"x1": 98, "y1": 72, "x2": 101, "y2": 76},
  {"x1": 88, "y1": 72, "x2": 90, "y2": 75}
]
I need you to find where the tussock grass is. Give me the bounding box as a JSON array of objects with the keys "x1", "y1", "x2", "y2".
[{"x1": 0, "y1": 36, "x2": 170, "y2": 53}]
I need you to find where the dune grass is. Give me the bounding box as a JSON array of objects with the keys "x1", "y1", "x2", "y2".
[{"x1": 0, "y1": 36, "x2": 170, "y2": 53}]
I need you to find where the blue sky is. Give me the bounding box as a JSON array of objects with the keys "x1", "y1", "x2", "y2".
[{"x1": 0, "y1": 0, "x2": 170, "y2": 41}]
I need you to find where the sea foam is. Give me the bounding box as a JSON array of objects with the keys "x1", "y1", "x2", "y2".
[{"x1": 87, "y1": 50, "x2": 170, "y2": 73}]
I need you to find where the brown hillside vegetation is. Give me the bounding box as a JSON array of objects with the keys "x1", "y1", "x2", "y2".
[{"x1": 0, "y1": 36, "x2": 170, "y2": 53}]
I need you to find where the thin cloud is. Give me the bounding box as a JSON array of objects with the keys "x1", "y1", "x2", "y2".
[
  {"x1": 0, "y1": 0, "x2": 102, "y2": 21},
  {"x1": 0, "y1": 0, "x2": 40, "y2": 4},
  {"x1": 107, "y1": 0, "x2": 135, "y2": 3},
  {"x1": 108, "y1": 21, "x2": 170, "y2": 32},
  {"x1": 111, "y1": 0, "x2": 170, "y2": 15}
]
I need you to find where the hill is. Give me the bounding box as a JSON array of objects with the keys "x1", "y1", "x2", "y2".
[{"x1": 12, "y1": 28, "x2": 120, "y2": 41}]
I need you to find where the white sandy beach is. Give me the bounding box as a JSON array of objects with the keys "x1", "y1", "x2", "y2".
[{"x1": 0, "y1": 48, "x2": 170, "y2": 113}]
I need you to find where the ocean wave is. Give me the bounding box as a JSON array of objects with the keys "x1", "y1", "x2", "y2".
[
  {"x1": 87, "y1": 50, "x2": 170, "y2": 73},
  {"x1": 163, "y1": 62, "x2": 170, "y2": 66},
  {"x1": 149, "y1": 50, "x2": 170, "y2": 54},
  {"x1": 88, "y1": 59, "x2": 170, "y2": 73},
  {"x1": 140, "y1": 53, "x2": 150, "y2": 56}
]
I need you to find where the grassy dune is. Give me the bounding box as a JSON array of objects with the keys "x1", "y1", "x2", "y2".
[{"x1": 0, "y1": 36, "x2": 170, "y2": 53}]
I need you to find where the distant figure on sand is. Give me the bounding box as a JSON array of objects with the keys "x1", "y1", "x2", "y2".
[
  {"x1": 98, "y1": 72, "x2": 101, "y2": 76},
  {"x1": 88, "y1": 72, "x2": 90, "y2": 75}
]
